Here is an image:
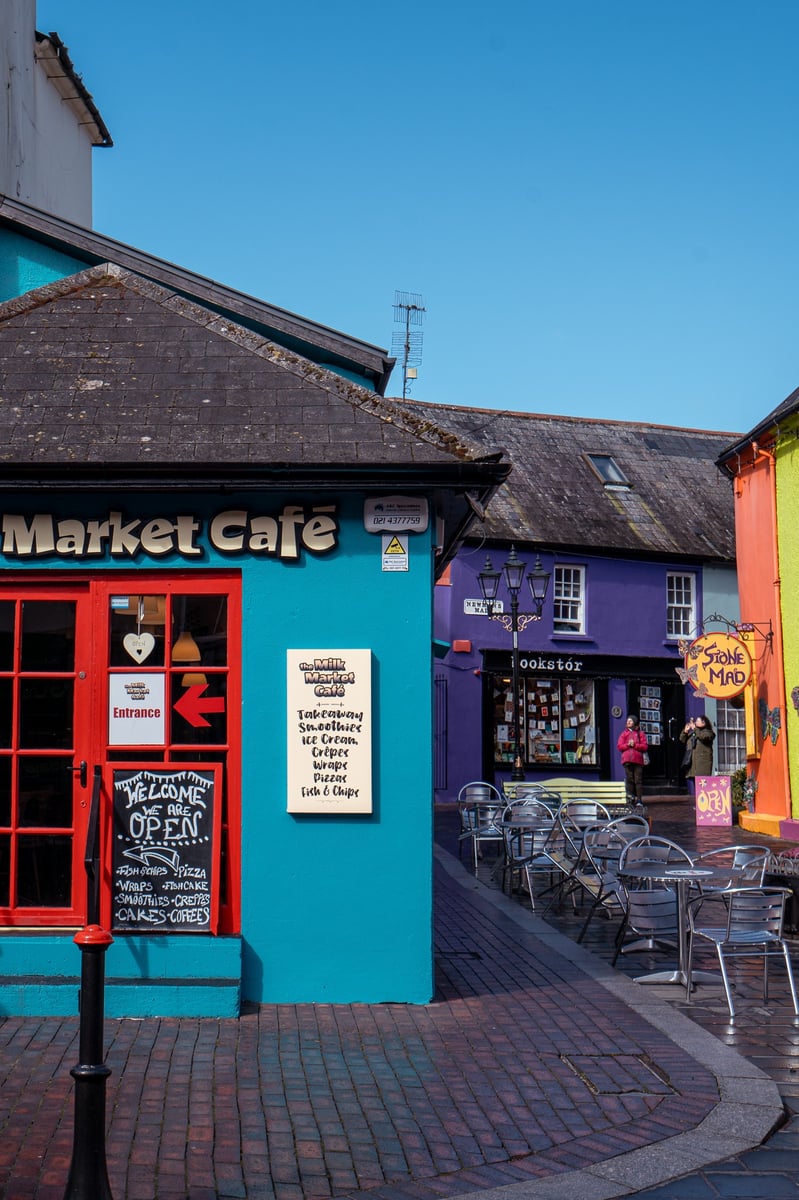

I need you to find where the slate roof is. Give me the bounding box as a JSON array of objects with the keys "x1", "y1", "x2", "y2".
[
  {"x1": 0, "y1": 197, "x2": 393, "y2": 391},
  {"x1": 0, "y1": 264, "x2": 507, "y2": 497},
  {"x1": 397, "y1": 399, "x2": 739, "y2": 562},
  {"x1": 717, "y1": 385, "x2": 799, "y2": 473}
]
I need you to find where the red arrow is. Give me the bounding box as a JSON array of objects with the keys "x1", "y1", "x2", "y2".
[{"x1": 174, "y1": 684, "x2": 226, "y2": 728}]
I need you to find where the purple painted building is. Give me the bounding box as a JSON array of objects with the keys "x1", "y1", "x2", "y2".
[{"x1": 417, "y1": 403, "x2": 742, "y2": 800}]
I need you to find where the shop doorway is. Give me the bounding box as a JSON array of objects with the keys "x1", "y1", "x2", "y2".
[
  {"x1": 0, "y1": 577, "x2": 240, "y2": 929},
  {"x1": 627, "y1": 679, "x2": 685, "y2": 793}
]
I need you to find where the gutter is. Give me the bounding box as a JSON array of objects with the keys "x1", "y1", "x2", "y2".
[
  {"x1": 0, "y1": 459, "x2": 511, "y2": 493},
  {"x1": 34, "y1": 32, "x2": 113, "y2": 148}
]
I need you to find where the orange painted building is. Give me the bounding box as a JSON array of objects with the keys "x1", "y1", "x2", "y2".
[{"x1": 718, "y1": 392, "x2": 799, "y2": 837}]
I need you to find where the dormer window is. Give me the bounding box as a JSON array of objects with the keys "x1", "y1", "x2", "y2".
[{"x1": 585, "y1": 454, "x2": 631, "y2": 489}]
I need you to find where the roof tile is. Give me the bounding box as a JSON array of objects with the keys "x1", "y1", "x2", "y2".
[
  {"x1": 0, "y1": 265, "x2": 497, "y2": 479},
  {"x1": 400, "y1": 399, "x2": 739, "y2": 561}
]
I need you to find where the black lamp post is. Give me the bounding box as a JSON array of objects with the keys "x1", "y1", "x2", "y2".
[{"x1": 479, "y1": 546, "x2": 551, "y2": 781}]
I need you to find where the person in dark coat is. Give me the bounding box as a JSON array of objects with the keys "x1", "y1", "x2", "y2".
[{"x1": 679, "y1": 714, "x2": 715, "y2": 786}]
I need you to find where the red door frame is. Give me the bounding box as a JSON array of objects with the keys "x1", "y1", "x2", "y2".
[{"x1": 0, "y1": 572, "x2": 241, "y2": 933}]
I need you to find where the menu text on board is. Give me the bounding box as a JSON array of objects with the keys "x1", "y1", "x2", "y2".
[
  {"x1": 111, "y1": 766, "x2": 220, "y2": 931},
  {"x1": 287, "y1": 650, "x2": 372, "y2": 813}
]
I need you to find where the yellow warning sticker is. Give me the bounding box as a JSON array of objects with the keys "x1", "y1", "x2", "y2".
[{"x1": 382, "y1": 532, "x2": 409, "y2": 571}]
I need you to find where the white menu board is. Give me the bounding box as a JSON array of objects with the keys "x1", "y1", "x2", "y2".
[{"x1": 286, "y1": 650, "x2": 372, "y2": 813}]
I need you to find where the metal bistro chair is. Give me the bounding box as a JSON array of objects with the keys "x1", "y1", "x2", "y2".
[
  {"x1": 506, "y1": 783, "x2": 545, "y2": 802},
  {"x1": 457, "y1": 783, "x2": 504, "y2": 874},
  {"x1": 499, "y1": 800, "x2": 556, "y2": 902},
  {"x1": 557, "y1": 798, "x2": 612, "y2": 862},
  {"x1": 611, "y1": 836, "x2": 693, "y2": 965},
  {"x1": 577, "y1": 814, "x2": 650, "y2": 943},
  {"x1": 618, "y1": 834, "x2": 694, "y2": 871},
  {"x1": 528, "y1": 788, "x2": 563, "y2": 812},
  {"x1": 685, "y1": 886, "x2": 799, "y2": 1019},
  {"x1": 694, "y1": 845, "x2": 769, "y2": 888},
  {"x1": 558, "y1": 799, "x2": 612, "y2": 860},
  {"x1": 541, "y1": 800, "x2": 612, "y2": 913},
  {"x1": 457, "y1": 782, "x2": 502, "y2": 864}
]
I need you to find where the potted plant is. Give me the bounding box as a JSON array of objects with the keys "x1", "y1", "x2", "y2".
[{"x1": 731, "y1": 767, "x2": 757, "y2": 816}]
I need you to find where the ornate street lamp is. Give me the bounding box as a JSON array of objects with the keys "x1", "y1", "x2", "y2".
[{"x1": 478, "y1": 546, "x2": 551, "y2": 781}]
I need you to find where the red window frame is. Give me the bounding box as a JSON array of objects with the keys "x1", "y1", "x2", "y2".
[{"x1": 0, "y1": 572, "x2": 241, "y2": 934}]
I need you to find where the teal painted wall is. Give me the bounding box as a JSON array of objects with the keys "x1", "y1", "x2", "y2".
[
  {"x1": 0, "y1": 491, "x2": 435, "y2": 1009},
  {"x1": 0, "y1": 228, "x2": 89, "y2": 303},
  {"x1": 239, "y1": 495, "x2": 434, "y2": 1003}
]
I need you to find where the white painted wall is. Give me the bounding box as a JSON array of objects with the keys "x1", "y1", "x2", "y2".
[{"x1": 1, "y1": 0, "x2": 99, "y2": 225}]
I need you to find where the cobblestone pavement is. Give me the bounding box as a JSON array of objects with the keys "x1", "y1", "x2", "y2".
[
  {"x1": 0, "y1": 797, "x2": 795, "y2": 1199},
  {"x1": 439, "y1": 797, "x2": 799, "y2": 1199}
]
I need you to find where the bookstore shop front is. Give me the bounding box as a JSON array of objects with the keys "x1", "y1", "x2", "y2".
[{"x1": 480, "y1": 650, "x2": 687, "y2": 792}]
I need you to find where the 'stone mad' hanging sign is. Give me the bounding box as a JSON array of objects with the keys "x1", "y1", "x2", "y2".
[{"x1": 680, "y1": 631, "x2": 752, "y2": 699}]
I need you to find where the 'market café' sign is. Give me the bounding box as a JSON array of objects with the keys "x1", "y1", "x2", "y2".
[{"x1": 0, "y1": 505, "x2": 339, "y2": 561}]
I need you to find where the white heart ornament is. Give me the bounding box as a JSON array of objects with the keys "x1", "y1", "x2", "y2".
[{"x1": 123, "y1": 632, "x2": 156, "y2": 663}]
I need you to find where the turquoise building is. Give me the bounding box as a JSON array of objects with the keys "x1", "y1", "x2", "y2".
[{"x1": 0, "y1": 198, "x2": 508, "y2": 1016}]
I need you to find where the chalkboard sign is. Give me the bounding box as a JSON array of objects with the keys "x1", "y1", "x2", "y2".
[{"x1": 111, "y1": 765, "x2": 220, "y2": 933}]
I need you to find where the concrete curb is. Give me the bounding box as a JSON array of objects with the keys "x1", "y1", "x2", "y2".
[{"x1": 434, "y1": 844, "x2": 785, "y2": 1199}]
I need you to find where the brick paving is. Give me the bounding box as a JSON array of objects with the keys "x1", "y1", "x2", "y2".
[
  {"x1": 456, "y1": 796, "x2": 799, "y2": 1199},
  {"x1": 0, "y1": 798, "x2": 795, "y2": 1198}
]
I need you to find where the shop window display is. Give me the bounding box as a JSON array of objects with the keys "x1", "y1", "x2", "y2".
[{"x1": 491, "y1": 675, "x2": 597, "y2": 768}]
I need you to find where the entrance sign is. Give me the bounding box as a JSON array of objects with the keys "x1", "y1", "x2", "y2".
[
  {"x1": 695, "y1": 774, "x2": 732, "y2": 827},
  {"x1": 287, "y1": 650, "x2": 372, "y2": 813},
  {"x1": 111, "y1": 766, "x2": 220, "y2": 931},
  {"x1": 109, "y1": 674, "x2": 166, "y2": 745},
  {"x1": 682, "y1": 631, "x2": 753, "y2": 699}
]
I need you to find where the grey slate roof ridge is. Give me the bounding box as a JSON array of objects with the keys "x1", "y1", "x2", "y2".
[
  {"x1": 435, "y1": 843, "x2": 784, "y2": 1200},
  {"x1": 0, "y1": 196, "x2": 392, "y2": 383},
  {"x1": 0, "y1": 263, "x2": 502, "y2": 468},
  {"x1": 399, "y1": 397, "x2": 742, "y2": 442}
]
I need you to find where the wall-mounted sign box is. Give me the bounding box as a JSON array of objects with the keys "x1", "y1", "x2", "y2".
[
  {"x1": 286, "y1": 649, "x2": 372, "y2": 813},
  {"x1": 363, "y1": 496, "x2": 428, "y2": 533},
  {"x1": 110, "y1": 765, "x2": 221, "y2": 932}
]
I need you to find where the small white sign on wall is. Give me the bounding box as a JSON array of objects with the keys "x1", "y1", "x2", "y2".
[
  {"x1": 108, "y1": 674, "x2": 166, "y2": 746},
  {"x1": 381, "y1": 533, "x2": 408, "y2": 571},
  {"x1": 286, "y1": 650, "x2": 373, "y2": 813},
  {"x1": 464, "y1": 598, "x2": 505, "y2": 615}
]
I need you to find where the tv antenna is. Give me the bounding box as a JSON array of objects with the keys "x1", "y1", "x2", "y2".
[{"x1": 391, "y1": 290, "x2": 426, "y2": 399}]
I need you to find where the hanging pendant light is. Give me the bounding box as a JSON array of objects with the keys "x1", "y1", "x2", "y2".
[{"x1": 171, "y1": 630, "x2": 201, "y2": 663}]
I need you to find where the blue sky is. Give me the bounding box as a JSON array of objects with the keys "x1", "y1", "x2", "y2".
[{"x1": 37, "y1": 1, "x2": 799, "y2": 434}]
